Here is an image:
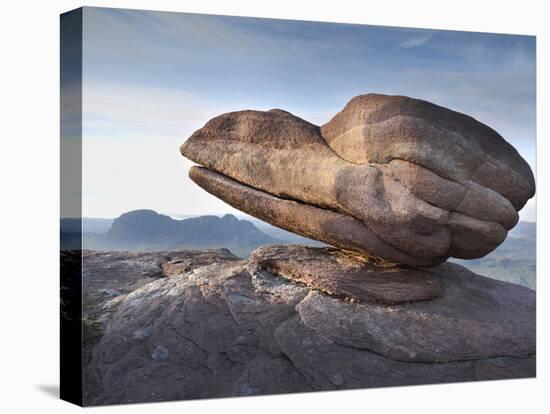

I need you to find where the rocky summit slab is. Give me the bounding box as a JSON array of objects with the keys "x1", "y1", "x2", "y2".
[{"x1": 81, "y1": 247, "x2": 535, "y2": 404}]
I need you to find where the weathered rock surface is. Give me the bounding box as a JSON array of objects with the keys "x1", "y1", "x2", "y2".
[
  {"x1": 81, "y1": 246, "x2": 535, "y2": 405},
  {"x1": 161, "y1": 248, "x2": 240, "y2": 276},
  {"x1": 80, "y1": 249, "x2": 241, "y2": 326},
  {"x1": 76, "y1": 249, "x2": 241, "y2": 403},
  {"x1": 189, "y1": 167, "x2": 431, "y2": 266},
  {"x1": 321, "y1": 94, "x2": 535, "y2": 210},
  {"x1": 251, "y1": 245, "x2": 442, "y2": 304},
  {"x1": 82, "y1": 249, "x2": 240, "y2": 309},
  {"x1": 181, "y1": 94, "x2": 535, "y2": 265}
]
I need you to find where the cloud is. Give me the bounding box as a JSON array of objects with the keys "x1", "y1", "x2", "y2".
[
  {"x1": 397, "y1": 32, "x2": 434, "y2": 48},
  {"x1": 80, "y1": 81, "x2": 241, "y2": 218},
  {"x1": 82, "y1": 81, "x2": 232, "y2": 139}
]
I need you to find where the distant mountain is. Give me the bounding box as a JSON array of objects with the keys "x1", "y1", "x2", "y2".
[
  {"x1": 61, "y1": 210, "x2": 279, "y2": 257},
  {"x1": 60, "y1": 217, "x2": 114, "y2": 234},
  {"x1": 60, "y1": 217, "x2": 116, "y2": 250},
  {"x1": 61, "y1": 212, "x2": 536, "y2": 288},
  {"x1": 452, "y1": 221, "x2": 536, "y2": 289}
]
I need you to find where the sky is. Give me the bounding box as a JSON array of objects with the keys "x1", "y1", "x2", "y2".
[{"x1": 68, "y1": 7, "x2": 536, "y2": 220}]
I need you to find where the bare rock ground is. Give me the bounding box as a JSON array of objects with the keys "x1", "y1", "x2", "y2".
[{"x1": 72, "y1": 246, "x2": 535, "y2": 405}]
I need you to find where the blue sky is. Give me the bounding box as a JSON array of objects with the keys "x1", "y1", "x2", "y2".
[{"x1": 75, "y1": 7, "x2": 536, "y2": 220}]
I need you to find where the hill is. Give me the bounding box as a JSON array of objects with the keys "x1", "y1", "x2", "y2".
[
  {"x1": 61, "y1": 210, "x2": 279, "y2": 257},
  {"x1": 61, "y1": 213, "x2": 536, "y2": 288}
]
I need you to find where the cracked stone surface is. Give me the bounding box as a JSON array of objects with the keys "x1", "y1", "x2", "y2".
[
  {"x1": 79, "y1": 247, "x2": 536, "y2": 405},
  {"x1": 180, "y1": 94, "x2": 535, "y2": 265},
  {"x1": 251, "y1": 245, "x2": 442, "y2": 304}
]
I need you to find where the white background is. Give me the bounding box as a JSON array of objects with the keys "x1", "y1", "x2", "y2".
[{"x1": 1, "y1": 0, "x2": 548, "y2": 412}]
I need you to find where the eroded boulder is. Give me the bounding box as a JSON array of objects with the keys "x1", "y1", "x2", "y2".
[{"x1": 180, "y1": 94, "x2": 535, "y2": 265}]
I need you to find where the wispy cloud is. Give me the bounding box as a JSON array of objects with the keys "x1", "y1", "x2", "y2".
[
  {"x1": 82, "y1": 81, "x2": 233, "y2": 139},
  {"x1": 397, "y1": 32, "x2": 434, "y2": 48}
]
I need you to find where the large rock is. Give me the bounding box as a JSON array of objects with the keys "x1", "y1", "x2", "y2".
[
  {"x1": 180, "y1": 94, "x2": 535, "y2": 265},
  {"x1": 82, "y1": 247, "x2": 535, "y2": 405}
]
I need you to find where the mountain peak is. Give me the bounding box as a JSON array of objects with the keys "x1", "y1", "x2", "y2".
[
  {"x1": 84, "y1": 210, "x2": 278, "y2": 255},
  {"x1": 221, "y1": 214, "x2": 239, "y2": 222},
  {"x1": 118, "y1": 209, "x2": 164, "y2": 219}
]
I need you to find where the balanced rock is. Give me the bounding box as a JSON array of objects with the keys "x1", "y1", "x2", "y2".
[{"x1": 181, "y1": 94, "x2": 535, "y2": 266}]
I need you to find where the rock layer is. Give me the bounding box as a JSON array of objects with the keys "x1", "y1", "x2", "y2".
[
  {"x1": 180, "y1": 94, "x2": 535, "y2": 265},
  {"x1": 189, "y1": 166, "x2": 433, "y2": 266},
  {"x1": 81, "y1": 247, "x2": 536, "y2": 405},
  {"x1": 251, "y1": 245, "x2": 441, "y2": 304}
]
